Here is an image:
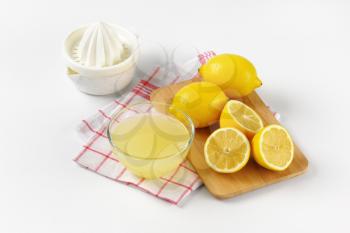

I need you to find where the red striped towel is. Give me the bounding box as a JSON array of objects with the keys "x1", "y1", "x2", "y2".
[{"x1": 74, "y1": 51, "x2": 217, "y2": 205}]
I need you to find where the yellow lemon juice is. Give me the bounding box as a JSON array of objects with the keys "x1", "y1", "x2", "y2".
[{"x1": 110, "y1": 113, "x2": 191, "y2": 179}]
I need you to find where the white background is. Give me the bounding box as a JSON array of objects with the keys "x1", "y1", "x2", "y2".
[{"x1": 1, "y1": 0, "x2": 350, "y2": 232}]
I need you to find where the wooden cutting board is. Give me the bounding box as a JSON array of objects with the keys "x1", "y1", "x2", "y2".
[{"x1": 150, "y1": 78, "x2": 308, "y2": 199}]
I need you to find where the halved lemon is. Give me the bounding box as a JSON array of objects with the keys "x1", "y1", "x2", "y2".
[
  {"x1": 220, "y1": 100, "x2": 263, "y2": 139},
  {"x1": 204, "y1": 128, "x2": 250, "y2": 173},
  {"x1": 252, "y1": 125, "x2": 294, "y2": 171}
]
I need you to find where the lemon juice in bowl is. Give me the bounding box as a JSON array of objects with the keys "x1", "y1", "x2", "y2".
[{"x1": 108, "y1": 103, "x2": 194, "y2": 179}]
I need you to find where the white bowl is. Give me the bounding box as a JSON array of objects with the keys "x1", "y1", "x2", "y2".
[{"x1": 63, "y1": 24, "x2": 139, "y2": 95}]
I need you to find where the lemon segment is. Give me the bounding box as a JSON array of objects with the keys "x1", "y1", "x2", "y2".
[
  {"x1": 220, "y1": 100, "x2": 264, "y2": 138},
  {"x1": 170, "y1": 81, "x2": 228, "y2": 128},
  {"x1": 252, "y1": 125, "x2": 294, "y2": 171},
  {"x1": 204, "y1": 128, "x2": 250, "y2": 173}
]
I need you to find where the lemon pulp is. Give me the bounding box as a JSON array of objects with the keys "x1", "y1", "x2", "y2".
[
  {"x1": 252, "y1": 125, "x2": 294, "y2": 171},
  {"x1": 220, "y1": 100, "x2": 263, "y2": 138},
  {"x1": 204, "y1": 128, "x2": 250, "y2": 173}
]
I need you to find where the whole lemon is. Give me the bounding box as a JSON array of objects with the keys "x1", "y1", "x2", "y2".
[
  {"x1": 170, "y1": 81, "x2": 228, "y2": 128},
  {"x1": 199, "y1": 54, "x2": 262, "y2": 98}
]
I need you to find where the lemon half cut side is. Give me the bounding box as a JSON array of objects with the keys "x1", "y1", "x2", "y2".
[
  {"x1": 204, "y1": 128, "x2": 250, "y2": 173},
  {"x1": 220, "y1": 100, "x2": 264, "y2": 138},
  {"x1": 252, "y1": 125, "x2": 294, "y2": 171}
]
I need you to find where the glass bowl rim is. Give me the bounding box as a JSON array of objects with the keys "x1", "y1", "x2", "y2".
[{"x1": 107, "y1": 102, "x2": 195, "y2": 160}]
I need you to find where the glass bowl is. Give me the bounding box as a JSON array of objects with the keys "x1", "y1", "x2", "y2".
[{"x1": 107, "y1": 102, "x2": 195, "y2": 179}]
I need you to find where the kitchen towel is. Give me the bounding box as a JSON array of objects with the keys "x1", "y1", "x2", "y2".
[{"x1": 74, "y1": 51, "x2": 218, "y2": 205}]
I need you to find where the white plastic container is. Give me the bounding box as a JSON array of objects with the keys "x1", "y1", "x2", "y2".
[{"x1": 63, "y1": 24, "x2": 139, "y2": 95}]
